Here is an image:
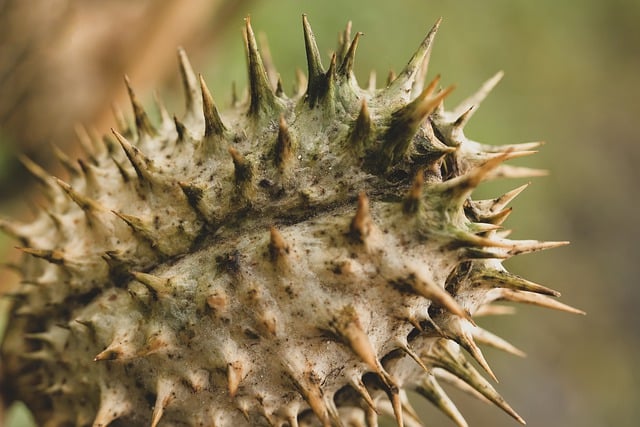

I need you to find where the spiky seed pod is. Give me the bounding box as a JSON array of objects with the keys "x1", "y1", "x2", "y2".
[{"x1": 0, "y1": 16, "x2": 582, "y2": 427}]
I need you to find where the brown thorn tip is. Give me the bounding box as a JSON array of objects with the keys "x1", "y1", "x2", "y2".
[
  {"x1": 350, "y1": 192, "x2": 373, "y2": 242},
  {"x1": 199, "y1": 74, "x2": 226, "y2": 137},
  {"x1": 269, "y1": 226, "x2": 289, "y2": 262}
]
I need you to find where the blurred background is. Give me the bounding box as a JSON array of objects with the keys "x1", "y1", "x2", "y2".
[{"x1": 1, "y1": 0, "x2": 638, "y2": 426}]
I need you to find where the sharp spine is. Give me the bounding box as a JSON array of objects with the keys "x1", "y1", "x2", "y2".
[
  {"x1": 414, "y1": 374, "x2": 469, "y2": 427},
  {"x1": 385, "y1": 17, "x2": 442, "y2": 99},
  {"x1": 274, "y1": 115, "x2": 294, "y2": 172},
  {"x1": 112, "y1": 129, "x2": 156, "y2": 183},
  {"x1": 124, "y1": 75, "x2": 156, "y2": 138},
  {"x1": 302, "y1": 15, "x2": 325, "y2": 106},
  {"x1": 338, "y1": 31, "x2": 363, "y2": 78},
  {"x1": 244, "y1": 16, "x2": 281, "y2": 119},
  {"x1": 177, "y1": 47, "x2": 200, "y2": 118},
  {"x1": 349, "y1": 192, "x2": 373, "y2": 243},
  {"x1": 200, "y1": 74, "x2": 226, "y2": 139},
  {"x1": 375, "y1": 79, "x2": 455, "y2": 171}
]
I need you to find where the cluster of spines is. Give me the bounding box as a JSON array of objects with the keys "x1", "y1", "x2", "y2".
[{"x1": 0, "y1": 15, "x2": 585, "y2": 427}]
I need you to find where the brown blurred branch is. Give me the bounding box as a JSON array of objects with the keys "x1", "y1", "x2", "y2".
[{"x1": 0, "y1": 0, "x2": 251, "y2": 200}]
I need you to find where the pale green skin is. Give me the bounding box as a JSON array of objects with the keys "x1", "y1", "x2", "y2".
[{"x1": 0, "y1": 16, "x2": 578, "y2": 427}]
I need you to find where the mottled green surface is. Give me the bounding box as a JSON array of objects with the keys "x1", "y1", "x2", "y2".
[{"x1": 2, "y1": 0, "x2": 639, "y2": 426}]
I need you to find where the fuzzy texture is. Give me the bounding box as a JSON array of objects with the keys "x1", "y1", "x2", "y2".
[{"x1": 0, "y1": 16, "x2": 582, "y2": 427}]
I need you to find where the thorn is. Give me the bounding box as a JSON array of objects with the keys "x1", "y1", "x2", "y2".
[
  {"x1": 131, "y1": 271, "x2": 173, "y2": 296},
  {"x1": 491, "y1": 164, "x2": 549, "y2": 179},
  {"x1": 440, "y1": 317, "x2": 498, "y2": 382},
  {"x1": 349, "y1": 376, "x2": 376, "y2": 410},
  {"x1": 336, "y1": 21, "x2": 353, "y2": 63},
  {"x1": 403, "y1": 168, "x2": 424, "y2": 214},
  {"x1": 386, "y1": 17, "x2": 442, "y2": 98},
  {"x1": 435, "y1": 369, "x2": 492, "y2": 405},
  {"x1": 492, "y1": 183, "x2": 530, "y2": 211},
  {"x1": 51, "y1": 144, "x2": 81, "y2": 176},
  {"x1": 227, "y1": 360, "x2": 245, "y2": 398},
  {"x1": 453, "y1": 106, "x2": 475, "y2": 129},
  {"x1": 18, "y1": 155, "x2": 57, "y2": 194},
  {"x1": 274, "y1": 115, "x2": 294, "y2": 172},
  {"x1": 323, "y1": 53, "x2": 337, "y2": 107},
  {"x1": 199, "y1": 74, "x2": 226, "y2": 139},
  {"x1": 173, "y1": 115, "x2": 188, "y2": 142},
  {"x1": 367, "y1": 70, "x2": 377, "y2": 92},
  {"x1": 349, "y1": 100, "x2": 373, "y2": 151},
  {"x1": 139, "y1": 328, "x2": 175, "y2": 357},
  {"x1": 506, "y1": 239, "x2": 570, "y2": 256},
  {"x1": 111, "y1": 103, "x2": 129, "y2": 134},
  {"x1": 17, "y1": 247, "x2": 65, "y2": 265},
  {"x1": 386, "y1": 70, "x2": 397, "y2": 87},
  {"x1": 73, "y1": 124, "x2": 101, "y2": 162},
  {"x1": 78, "y1": 158, "x2": 100, "y2": 189},
  {"x1": 302, "y1": 15, "x2": 325, "y2": 102},
  {"x1": 0, "y1": 218, "x2": 29, "y2": 245},
  {"x1": 290, "y1": 369, "x2": 331, "y2": 427},
  {"x1": 94, "y1": 345, "x2": 126, "y2": 362},
  {"x1": 473, "y1": 304, "x2": 517, "y2": 317},
  {"x1": 258, "y1": 310, "x2": 278, "y2": 336},
  {"x1": 449, "y1": 228, "x2": 514, "y2": 250},
  {"x1": 376, "y1": 81, "x2": 455, "y2": 171},
  {"x1": 177, "y1": 47, "x2": 200, "y2": 117},
  {"x1": 269, "y1": 225, "x2": 290, "y2": 265},
  {"x1": 275, "y1": 76, "x2": 285, "y2": 97},
  {"x1": 398, "y1": 340, "x2": 430, "y2": 373},
  {"x1": 178, "y1": 181, "x2": 205, "y2": 213},
  {"x1": 55, "y1": 178, "x2": 104, "y2": 215},
  {"x1": 385, "y1": 385, "x2": 404, "y2": 427},
  {"x1": 349, "y1": 192, "x2": 374, "y2": 243},
  {"x1": 244, "y1": 16, "x2": 280, "y2": 119},
  {"x1": 111, "y1": 129, "x2": 155, "y2": 182},
  {"x1": 496, "y1": 289, "x2": 585, "y2": 315},
  {"x1": 398, "y1": 273, "x2": 469, "y2": 320},
  {"x1": 329, "y1": 306, "x2": 383, "y2": 377},
  {"x1": 438, "y1": 151, "x2": 512, "y2": 209},
  {"x1": 428, "y1": 340, "x2": 526, "y2": 424},
  {"x1": 228, "y1": 147, "x2": 254, "y2": 197},
  {"x1": 399, "y1": 389, "x2": 421, "y2": 424},
  {"x1": 339, "y1": 31, "x2": 363, "y2": 78},
  {"x1": 93, "y1": 384, "x2": 132, "y2": 427},
  {"x1": 110, "y1": 156, "x2": 132, "y2": 183},
  {"x1": 151, "y1": 378, "x2": 177, "y2": 427},
  {"x1": 472, "y1": 326, "x2": 526, "y2": 357},
  {"x1": 124, "y1": 75, "x2": 156, "y2": 138},
  {"x1": 478, "y1": 268, "x2": 560, "y2": 297},
  {"x1": 205, "y1": 290, "x2": 228, "y2": 318},
  {"x1": 414, "y1": 374, "x2": 468, "y2": 427},
  {"x1": 257, "y1": 32, "x2": 279, "y2": 89},
  {"x1": 452, "y1": 70, "x2": 504, "y2": 121},
  {"x1": 112, "y1": 209, "x2": 147, "y2": 233},
  {"x1": 153, "y1": 91, "x2": 172, "y2": 127}
]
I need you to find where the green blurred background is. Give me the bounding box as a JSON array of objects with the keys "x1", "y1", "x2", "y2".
[{"x1": 1, "y1": 0, "x2": 639, "y2": 426}]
